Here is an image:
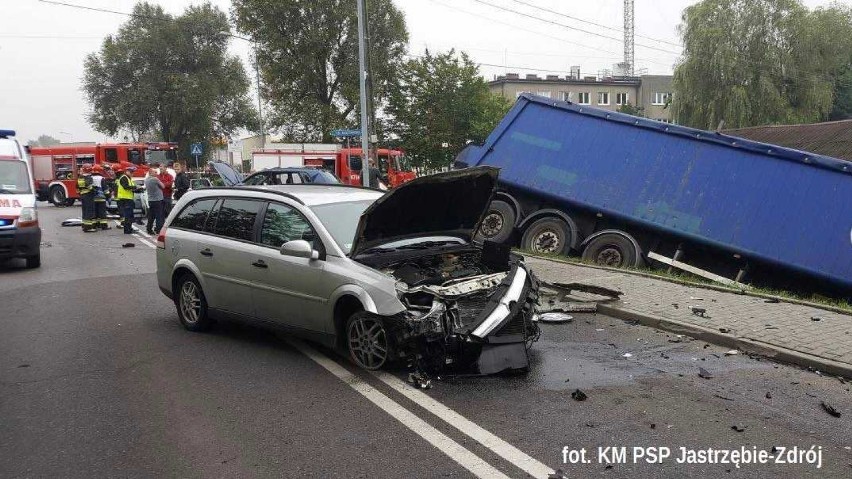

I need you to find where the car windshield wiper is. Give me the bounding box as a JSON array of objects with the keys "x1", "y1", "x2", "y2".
[
  {"x1": 396, "y1": 240, "x2": 460, "y2": 250},
  {"x1": 360, "y1": 246, "x2": 395, "y2": 254}
]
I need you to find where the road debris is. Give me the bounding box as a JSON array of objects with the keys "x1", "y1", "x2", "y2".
[
  {"x1": 121, "y1": 243, "x2": 135, "y2": 248},
  {"x1": 724, "y1": 350, "x2": 738, "y2": 356},
  {"x1": 548, "y1": 469, "x2": 568, "y2": 479},
  {"x1": 690, "y1": 296, "x2": 704, "y2": 301},
  {"x1": 690, "y1": 306, "x2": 708, "y2": 317},
  {"x1": 571, "y1": 389, "x2": 588, "y2": 401},
  {"x1": 407, "y1": 372, "x2": 432, "y2": 390},
  {"x1": 714, "y1": 394, "x2": 735, "y2": 401},
  {"x1": 719, "y1": 327, "x2": 731, "y2": 333},
  {"x1": 764, "y1": 298, "x2": 780, "y2": 303},
  {"x1": 538, "y1": 313, "x2": 573, "y2": 323},
  {"x1": 698, "y1": 367, "x2": 714, "y2": 379},
  {"x1": 538, "y1": 282, "x2": 621, "y2": 314},
  {"x1": 731, "y1": 424, "x2": 747, "y2": 432},
  {"x1": 811, "y1": 316, "x2": 822, "y2": 322},
  {"x1": 765, "y1": 391, "x2": 772, "y2": 399},
  {"x1": 821, "y1": 402, "x2": 841, "y2": 418},
  {"x1": 61, "y1": 218, "x2": 82, "y2": 227},
  {"x1": 622, "y1": 353, "x2": 633, "y2": 358}
]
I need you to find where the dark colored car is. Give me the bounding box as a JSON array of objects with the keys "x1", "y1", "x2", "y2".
[{"x1": 209, "y1": 161, "x2": 340, "y2": 187}]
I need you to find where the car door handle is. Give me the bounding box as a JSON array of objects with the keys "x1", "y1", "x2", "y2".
[
  {"x1": 200, "y1": 249, "x2": 213, "y2": 257},
  {"x1": 251, "y1": 260, "x2": 268, "y2": 268}
]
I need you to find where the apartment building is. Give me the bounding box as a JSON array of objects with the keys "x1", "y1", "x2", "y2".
[{"x1": 488, "y1": 73, "x2": 673, "y2": 123}]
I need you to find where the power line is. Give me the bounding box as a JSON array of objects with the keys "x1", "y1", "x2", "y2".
[
  {"x1": 37, "y1": 0, "x2": 137, "y2": 18},
  {"x1": 509, "y1": 0, "x2": 681, "y2": 47},
  {"x1": 427, "y1": 0, "x2": 618, "y2": 55},
  {"x1": 468, "y1": 0, "x2": 681, "y2": 56}
]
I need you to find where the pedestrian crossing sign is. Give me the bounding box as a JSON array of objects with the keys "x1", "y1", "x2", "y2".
[{"x1": 190, "y1": 143, "x2": 203, "y2": 156}]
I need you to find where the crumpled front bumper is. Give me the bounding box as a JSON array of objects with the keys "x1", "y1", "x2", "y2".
[{"x1": 395, "y1": 263, "x2": 540, "y2": 375}]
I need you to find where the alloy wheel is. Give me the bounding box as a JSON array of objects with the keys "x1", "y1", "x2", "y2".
[
  {"x1": 180, "y1": 281, "x2": 201, "y2": 324},
  {"x1": 348, "y1": 316, "x2": 388, "y2": 370}
]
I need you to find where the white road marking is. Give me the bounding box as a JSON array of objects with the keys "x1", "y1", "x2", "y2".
[
  {"x1": 375, "y1": 371, "x2": 554, "y2": 478},
  {"x1": 287, "y1": 339, "x2": 511, "y2": 479},
  {"x1": 134, "y1": 234, "x2": 157, "y2": 249}
]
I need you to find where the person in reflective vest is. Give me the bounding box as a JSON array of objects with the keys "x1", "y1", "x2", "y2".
[
  {"x1": 115, "y1": 163, "x2": 140, "y2": 234},
  {"x1": 77, "y1": 164, "x2": 96, "y2": 232},
  {"x1": 91, "y1": 164, "x2": 110, "y2": 230}
]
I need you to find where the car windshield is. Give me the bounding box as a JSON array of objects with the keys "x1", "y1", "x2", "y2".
[
  {"x1": 0, "y1": 160, "x2": 32, "y2": 194},
  {"x1": 309, "y1": 199, "x2": 375, "y2": 254}
]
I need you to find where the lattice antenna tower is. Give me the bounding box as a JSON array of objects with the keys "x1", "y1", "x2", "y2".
[{"x1": 624, "y1": 0, "x2": 635, "y2": 76}]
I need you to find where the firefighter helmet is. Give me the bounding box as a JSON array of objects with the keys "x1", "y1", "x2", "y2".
[{"x1": 91, "y1": 164, "x2": 104, "y2": 174}]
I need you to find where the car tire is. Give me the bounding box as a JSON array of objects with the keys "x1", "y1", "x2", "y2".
[
  {"x1": 50, "y1": 186, "x2": 67, "y2": 207},
  {"x1": 477, "y1": 200, "x2": 515, "y2": 243},
  {"x1": 25, "y1": 254, "x2": 40, "y2": 269},
  {"x1": 175, "y1": 274, "x2": 212, "y2": 332},
  {"x1": 581, "y1": 232, "x2": 642, "y2": 268},
  {"x1": 346, "y1": 312, "x2": 395, "y2": 370},
  {"x1": 521, "y1": 217, "x2": 573, "y2": 255}
]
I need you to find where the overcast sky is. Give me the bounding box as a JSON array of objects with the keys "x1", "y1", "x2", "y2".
[{"x1": 1, "y1": 0, "x2": 845, "y2": 143}]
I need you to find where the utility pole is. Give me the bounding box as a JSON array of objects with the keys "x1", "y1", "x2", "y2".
[{"x1": 356, "y1": 0, "x2": 371, "y2": 187}]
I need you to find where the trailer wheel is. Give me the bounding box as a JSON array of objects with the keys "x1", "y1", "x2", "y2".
[
  {"x1": 477, "y1": 200, "x2": 515, "y2": 243},
  {"x1": 521, "y1": 217, "x2": 573, "y2": 255},
  {"x1": 50, "y1": 186, "x2": 67, "y2": 207},
  {"x1": 581, "y1": 232, "x2": 641, "y2": 268}
]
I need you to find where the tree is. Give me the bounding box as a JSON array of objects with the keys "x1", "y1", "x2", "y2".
[
  {"x1": 386, "y1": 50, "x2": 512, "y2": 170},
  {"x1": 617, "y1": 104, "x2": 645, "y2": 117},
  {"x1": 232, "y1": 0, "x2": 408, "y2": 142},
  {"x1": 82, "y1": 2, "x2": 257, "y2": 162},
  {"x1": 27, "y1": 135, "x2": 61, "y2": 147},
  {"x1": 672, "y1": 0, "x2": 847, "y2": 129}
]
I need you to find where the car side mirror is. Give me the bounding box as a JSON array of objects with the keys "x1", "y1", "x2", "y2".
[{"x1": 280, "y1": 239, "x2": 319, "y2": 260}]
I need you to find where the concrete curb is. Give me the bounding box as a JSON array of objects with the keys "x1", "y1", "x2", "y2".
[
  {"x1": 522, "y1": 252, "x2": 852, "y2": 317},
  {"x1": 597, "y1": 304, "x2": 852, "y2": 380}
]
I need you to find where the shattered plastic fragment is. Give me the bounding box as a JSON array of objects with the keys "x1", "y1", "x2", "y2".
[
  {"x1": 622, "y1": 353, "x2": 633, "y2": 358},
  {"x1": 724, "y1": 350, "x2": 738, "y2": 356},
  {"x1": 538, "y1": 313, "x2": 573, "y2": 323},
  {"x1": 821, "y1": 402, "x2": 841, "y2": 418},
  {"x1": 698, "y1": 367, "x2": 714, "y2": 379},
  {"x1": 571, "y1": 389, "x2": 588, "y2": 401},
  {"x1": 731, "y1": 424, "x2": 746, "y2": 432}
]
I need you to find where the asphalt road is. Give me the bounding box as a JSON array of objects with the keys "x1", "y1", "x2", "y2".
[{"x1": 1, "y1": 204, "x2": 850, "y2": 478}]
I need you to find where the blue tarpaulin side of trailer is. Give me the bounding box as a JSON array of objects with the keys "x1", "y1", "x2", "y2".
[{"x1": 464, "y1": 94, "x2": 852, "y2": 288}]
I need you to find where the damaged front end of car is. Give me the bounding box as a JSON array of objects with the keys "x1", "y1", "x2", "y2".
[
  {"x1": 358, "y1": 241, "x2": 541, "y2": 375},
  {"x1": 348, "y1": 166, "x2": 540, "y2": 375}
]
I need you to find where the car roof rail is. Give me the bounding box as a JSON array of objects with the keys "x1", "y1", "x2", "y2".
[{"x1": 196, "y1": 186, "x2": 307, "y2": 205}]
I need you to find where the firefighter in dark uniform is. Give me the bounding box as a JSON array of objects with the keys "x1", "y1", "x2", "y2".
[
  {"x1": 91, "y1": 164, "x2": 110, "y2": 230},
  {"x1": 115, "y1": 162, "x2": 140, "y2": 234},
  {"x1": 77, "y1": 164, "x2": 96, "y2": 232}
]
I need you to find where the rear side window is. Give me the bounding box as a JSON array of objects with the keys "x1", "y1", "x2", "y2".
[
  {"x1": 213, "y1": 199, "x2": 261, "y2": 241},
  {"x1": 171, "y1": 198, "x2": 217, "y2": 231}
]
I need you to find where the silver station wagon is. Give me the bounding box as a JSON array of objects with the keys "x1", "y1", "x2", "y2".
[{"x1": 156, "y1": 167, "x2": 540, "y2": 374}]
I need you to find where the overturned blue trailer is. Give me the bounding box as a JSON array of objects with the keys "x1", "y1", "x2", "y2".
[{"x1": 458, "y1": 94, "x2": 852, "y2": 295}]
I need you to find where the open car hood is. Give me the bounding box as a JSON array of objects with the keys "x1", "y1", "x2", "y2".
[
  {"x1": 350, "y1": 166, "x2": 499, "y2": 257},
  {"x1": 210, "y1": 161, "x2": 244, "y2": 186}
]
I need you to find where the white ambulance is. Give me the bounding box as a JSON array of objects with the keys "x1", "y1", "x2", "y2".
[{"x1": 0, "y1": 129, "x2": 40, "y2": 268}]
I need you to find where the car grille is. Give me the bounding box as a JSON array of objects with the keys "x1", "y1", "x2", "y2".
[
  {"x1": 495, "y1": 311, "x2": 528, "y2": 336},
  {"x1": 455, "y1": 293, "x2": 490, "y2": 329}
]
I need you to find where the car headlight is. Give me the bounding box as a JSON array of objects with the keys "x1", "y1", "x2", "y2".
[{"x1": 17, "y1": 207, "x2": 38, "y2": 228}]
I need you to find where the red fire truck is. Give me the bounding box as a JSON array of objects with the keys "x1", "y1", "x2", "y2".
[
  {"x1": 251, "y1": 144, "x2": 415, "y2": 187},
  {"x1": 29, "y1": 142, "x2": 177, "y2": 206}
]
